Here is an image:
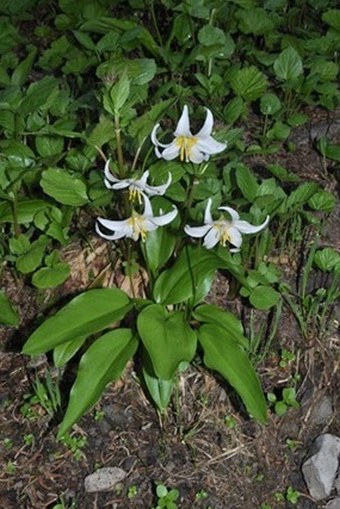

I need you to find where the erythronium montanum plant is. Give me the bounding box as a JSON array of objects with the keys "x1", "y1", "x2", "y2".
[{"x1": 22, "y1": 102, "x2": 270, "y2": 438}]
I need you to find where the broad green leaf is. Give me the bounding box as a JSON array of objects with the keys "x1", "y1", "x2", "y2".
[
  {"x1": 32, "y1": 263, "x2": 70, "y2": 289},
  {"x1": 2, "y1": 141, "x2": 35, "y2": 168},
  {"x1": 142, "y1": 357, "x2": 174, "y2": 411},
  {"x1": 58, "y1": 328, "x2": 137, "y2": 437},
  {"x1": 198, "y1": 323, "x2": 267, "y2": 423},
  {"x1": 40, "y1": 168, "x2": 88, "y2": 206},
  {"x1": 236, "y1": 7, "x2": 275, "y2": 35},
  {"x1": 286, "y1": 182, "x2": 319, "y2": 210},
  {"x1": 314, "y1": 248, "x2": 340, "y2": 272},
  {"x1": 128, "y1": 98, "x2": 176, "y2": 143},
  {"x1": 260, "y1": 93, "x2": 281, "y2": 115},
  {"x1": 20, "y1": 76, "x2": 60, "y2": 116},
  {"x1": 193, "y1": 304, "x2": 248, "y2": 349},
  {"x1": 223, "y1": 97, "x2": 245, "y2": 124},
  {"x1": 322, "y1": 9, "x2": 340, "y2": 30},
  {"x1": 142, "y1": 197, "x2": 180, "y2": 276},
  {"x1": 273, "y1": 47, "x2": 303, "y2": 82},
  {"x1": 235, "y1": 164, "x2": 259, "y2": 201},
  {"x1": 0, "y1": 292, "x2": 19, "y2": 326},
  {"x1": 137, "y1": 304, "x2": 197, "y2": 380},
  {"x1": 16, "y1": 236, "x2": 49, "y2": 274},
  {"x1": 230, "y1": 66, "x2": 267, "y2": 101},
  {"x1": 11, "y1": 47, "x2": 37, "y2": 86},
  {"x1": 87, "y1": 115, "x2": 114, "y2": 148},
  {"x1": 249, "y1": 285, "x2": 280, "y2": 310},
  {"x1": 22, "y1": 288, "x2": 131, "y2": 355},
  {"x1": 266, "y1": 121, "x2": 290, "y2": 141},
  {"x1": 53, "y1": 336, "x2": 87, "y2": 368},
  {"x1": 35, "y1": 135, "x2": 64, "y2": 157},
  {"x1": 109, "y1": 70, "x2": 130, "y2": 115},
  {"x1": 265, "y1": 164, "x2": 300, "y2": 183},
  {"x1": 153, "y1": 247, "x2": 221, "y2": 305},
  {"x1": 308, "y1": 191, "x2": 336, "y2": 212}
]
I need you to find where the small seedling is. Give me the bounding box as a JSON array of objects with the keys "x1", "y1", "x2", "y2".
[
  {"x1": 150, "y1": 484, "x2": 180, "y2": 509},
  {"x1": 3, "y1": 438, "x2": 13, "y2": 450},
  {"x1": 285, "y1": 486, "x2": 300, "y2": 504},
  {"x1": 279, "y1": 349, "x2": 296, "y2": 368},
  {"x1": 267, "y1": 387, "x2": 299, "y2": 416},
  {"x1": 128, "y1": 485, "x2": 138, "y2": 499},
  {"x1": 196, "y1": 489, "x2": 208, "y2": 500},
  {"x1": 59, "y1": 433, "x2": 87, "y2": 461},
  {"x1": 224, "y1": 415, "x2": 237, "y2": 429},
  {"x1": 23, "y1": 434, "x2": 34, "y2": 446},
  {"x1": 5, "y1": 461, "x2": 16, "y2": 474}
]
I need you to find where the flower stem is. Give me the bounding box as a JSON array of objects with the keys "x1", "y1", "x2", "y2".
[{"x1": 114, "y1": 115, "x2": 125, "y2": 178}]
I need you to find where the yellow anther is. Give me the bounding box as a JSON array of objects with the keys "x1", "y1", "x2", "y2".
[
  {"x1": 176, "y1": 136, "x2": 198, "y2": 161},
  {"x1": 128, "y1": 187, "x2": 142, "y2": 204},
  {"x1": 214, "y1": 221, "x2": 230, "y2": 246},
  {"x1": 127, "y1": 212, "x2": 147, "y2": 241}
]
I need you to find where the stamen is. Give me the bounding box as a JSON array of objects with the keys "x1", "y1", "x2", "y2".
[
  {"x1": 176, "y1": 136, "x2": 198, "y2": 162},
  {"x1": 214, "y1": 221, "x2": 230, "y2": 246},
  {"x1": 127, "y1": 212, "x2": 147, "y2": 241},
  {"x1": 128, "y1": 187, "x2": 142, "y2": 204}
]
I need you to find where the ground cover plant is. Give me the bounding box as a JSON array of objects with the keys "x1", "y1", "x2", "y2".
[{"x1": 0, "y1": 0, "x2": 339, "y2": 508}]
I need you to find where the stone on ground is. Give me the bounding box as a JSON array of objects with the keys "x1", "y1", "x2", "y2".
[{"x1": 84, "y1": 467, "x2": 127, "y2": 493}]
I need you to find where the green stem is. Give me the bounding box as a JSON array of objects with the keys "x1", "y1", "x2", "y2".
[
  {"x1": 11, "y1": 193, "x2": 20, "y2": 237},
  {"x1": 207, "y1": 8, "x2": 216, "y2": 78},
  {"x1": 114, "y1": 115, "x2": 125, "y2": 178},
  {"x1": 149, "y1": 0, "x2": 163, "y2": 49}
]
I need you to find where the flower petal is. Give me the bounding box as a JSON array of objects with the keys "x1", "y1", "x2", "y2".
[
  {"x1": 219, "y1": 206, "x2": 240, "y2": 221},
  {"x1": 234, "y1": 215, "x2": 270, "y2": 234},
  {"x1": 196, "y1": 107, "x2": 214, "y2": 137},
  {"x1": 204, "y1": 198, "x2": 213, "y2": 224},
  {"x1": 184, "y1": 224, "x2": 211, "y2": 238},
  {"x1": 151, "y1": 206, "x2": 178, "y2": 226},
  {"x1": 203, "y1": 226, "x2": 220, "y2": 249},
  {"x1": 196, "y1": 136, "x2": 227, "y2": 155},
  {"x1": 228, "y1": 226, "x2": 243, "y2": 250},
  {"x1": 151, "y1": 124, "x2": 170, "y2": 148},
  {"x1": 160, "y1": 141, "x2": 181, "y2": 161},
  {"x1": 95, "y1": 222, "x2": 130, "y2": 240},
  {"x1": 188, "y1": 144, "x2": 206, "y2": 163},
  {"x1": 145, "y1": 172, "x2": 172, "y2": 196},
  {"x1": 142, "y1": 193, "x2": 154, "y2": 217},
  {"x1": 174, "y1": 105, "x2": 192, "y2": 137}
]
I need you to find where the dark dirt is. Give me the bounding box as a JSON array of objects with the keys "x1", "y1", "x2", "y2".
[{"x1": 0, "y1": 118, "x2": 340, "y2": 509}]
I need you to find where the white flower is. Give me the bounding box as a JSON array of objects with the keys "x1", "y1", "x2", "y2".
[
  {"x1": 104, "y1": 160, "x2": 172, "y2": 202},
  {"x1": 151, "y1": 105, "x2": 227, "y2": 164},
  {"x1": 184, "y1": 199, "x2": 269, "y2": 252},
  {"x1": 96, "y1": 193, "x2": 178, "y2": 242}
]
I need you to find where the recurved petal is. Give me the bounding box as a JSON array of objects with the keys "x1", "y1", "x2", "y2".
[
  {"x1": 146, "y1": 172, "x2": 172, "y2": 196},
  {"x1": 196, "y1": 107, "x2": 214, "y2": 137},
  {"x1": 174, "y1": 105, "x2": 192, "y2": 137},
  {"x1": 204, "y1": 198, "x2": 213, "y2": 224},
  {"x1": 95, "y1": 222, "x2": 130, "y2": 240},
  {"x1": 196, "y1": 136, "x2": 227, "y2": 155},
  {"x1": 234, "y1": 215, "x2": 270, "y2": 234},
  {"x1": 184, "y1": 224, "x2": 211, "y2": 238},
  {"x1": 151, "y1": 124, "x2": 170, "y2": 148},
  {"x1": 104, "y1": 159, "x2": 117, "y2": 183},
  {"x1": 141, "y1": 193, "x2": 154, "y2": 217},
  {"x1": 203, "y1": 226, "x2": 220, "y2": 249},
  {"x1": 151, "y1": 206, "x2": 178, "y2": 226},
  {"x1": 96, "y1": 216, "x2": 130, "y2": 232},
  {"x1": 219, "y1": 205, "x2": 240, "y2": 221}
]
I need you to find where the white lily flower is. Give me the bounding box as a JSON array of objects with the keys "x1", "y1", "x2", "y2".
[
  {"x1": 96, "y1": 193, "x2": 178, "y2": 242},
  {"x1": 104, "y1": 160, "x2": 172, "y2": 202},
  {"x1": 151, "y1": 105, "x2": 227, "y2": 164},
  {"x1": 184, "y1": 199, "x2": 269, "y2": 252}
]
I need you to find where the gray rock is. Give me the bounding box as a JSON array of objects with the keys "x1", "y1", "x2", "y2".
[
  {"x1": 310, "y1": 396, "x2": 333, "y2": 426},
  {"x1": 302, "y1": 434, "x2": 340, "y2": 501},
  {"x1": 324, "y1": 499, "x2": 340, "y2": 509},
  {"x1": 334, "y1": 474, "x2": 340, "y2": 495},
  {"x1": 84, "y1": 467, "x2": 127, "y2": 493}
]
